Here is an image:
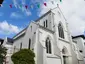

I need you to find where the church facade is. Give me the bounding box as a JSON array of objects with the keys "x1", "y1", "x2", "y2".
[{"x1": 2, "y1": 7, "x2": 85, "y2": 64}]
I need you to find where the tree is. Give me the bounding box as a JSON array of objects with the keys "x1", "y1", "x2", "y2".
[
  {"x1": 0, "y1": 45, "x2": 7, "y2": 64},
  {"x1": 11, "y1": 49, "x2": 35, "y2": 64}
]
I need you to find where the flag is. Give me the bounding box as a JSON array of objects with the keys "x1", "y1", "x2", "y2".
[
  {"x1": 60, "y1": 0, "x2": 62, "y2": 2},
  {"x1": 25, "y1": 5, "x2": 28, "y2": 9},
  {"x1": 10, "y1": 4, "x2": 12, "y2": 8},
  {"x1": 37, "y1": 3, "x2": 40, "y2": 8},
  {"x1": 44, "y1": 2, "x2": 47, "y2": 6},
  {"x1": 19, "y1": 4, "x2": 22, "y2": 9},
  {"x1": 30, "y1": 5, "x2": 33, "y2": 9}
]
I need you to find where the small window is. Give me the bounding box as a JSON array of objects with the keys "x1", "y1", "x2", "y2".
[
  {"x1": 29, "y1": 38, "x2": 31, "y2": 49},
  {"x1": 20, "y1": 43, "x2": 22, "y2": 50},
  {"x1": 79, "y1": 50, "x2": 83, "y2": 53},
  {"x1": 58, "y1": 22, "x2": 64, "y2": 39},
  {"x1": 45, "y1": 37, "x2": 52, "y2": 54},
  {"x1": 43, "y1": 20, "x2": 48, "y2": 28},
  {"x1": 46, "y1": 20, "x2": 48, "y2": 27},
  {"x1": 31, "y1": 26, "x2": 32, "y2": 31},
  {"x1": 84, "y1": 42, "x2": 85, "y2": 45}
]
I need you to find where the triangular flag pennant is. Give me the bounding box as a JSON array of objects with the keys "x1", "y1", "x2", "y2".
[
  {"x1": 30, "y1": 5, "x2": 33, "y2": 9},
  {"x1": 37, "y1": 3, "x2": 40, "y2": 8},
  {"x1": 10, "y1": 4, "x2": 12, "y2": 8},
  {"x1": 44, "y1": 2, "x2": 47, "y2": 6},
  {"x1": 19, "y1": 4, "x2": 22, "y2": 9},
  {"x1": 25, "y1": 5, "x2": 28, "y2": 9},
  {"x1": 51, "y1": 1, "x2": 54, "y2": 4},
  {"x1": 60, "y1": 0, "x2": 62, "y2": 2}
]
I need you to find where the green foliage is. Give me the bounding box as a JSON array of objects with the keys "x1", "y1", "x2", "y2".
[
  {"x1": 11, "y1": 49, "x2": 35, "y2": 64},
  {"x1": 0, "y1": 45, "x2": 7, "y2": 64}
]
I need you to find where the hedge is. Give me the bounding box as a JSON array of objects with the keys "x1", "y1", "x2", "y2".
[{"x1": 11, "y1": 49, "x2": 35, "y2": 64}]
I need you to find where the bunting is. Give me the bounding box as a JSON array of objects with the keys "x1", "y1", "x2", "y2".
[
  {"x1": 25, "y1": 5, "x2": 28, "y2": 9},
  {"x1": 44, "y1": 2, "x2": 47, "y2": 6},
  {"x1": 37, "y1": 3, "x2": 40, "y2": 8},
  {"x1": 30, "y1": 5, "x2": 33, "y2": 9},
  {"x1": 19, "y1": 4, "x2": 22, "y2": 9},
  {"x1": 60, "y1": 0, "x2": 62, "y2": 2},
  {"x1": 9, "y1": 0, "x2": 61, "y2": 9},
  {"x1": 10, "y1": 4, "x2": 12, "y2": 8}
]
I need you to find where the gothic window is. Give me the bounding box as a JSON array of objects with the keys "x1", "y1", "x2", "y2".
[
  {"x1": 43, "y1": 20, "x2": 48, "y2": 28},
  {"x1": 79, "y1": 50, "x2": 83, "y2": 53},
  {"x1": 62, "y1": 48, "x2": 66, "y2": 54},
  {"x1": 45, "y1": 37, "x2": 52, "y2": 54},
  {"x1": 58, "y1": 22, "x2": 64, "y2": 39},
  {"x1": 29, "y1": 38, "x2": 31, "y2": 49}
]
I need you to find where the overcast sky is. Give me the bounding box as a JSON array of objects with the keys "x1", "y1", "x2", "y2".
[{"x1": 0, "y1": 0, "x2": 85, "y2": 38}]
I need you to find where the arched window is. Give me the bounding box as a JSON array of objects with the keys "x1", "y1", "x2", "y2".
[
  {"x1": 45, "y1": 37, "x2": 52, "y2": 54},
  {"x1": 29, "y1": 38, "x2": 31, "y2": 49},
  {"x1": 58, "y1": 22, "x2": 64, "y2": 39},
  {"x1": 43, "y1": 20, "x2": 48, "y2": 28}
]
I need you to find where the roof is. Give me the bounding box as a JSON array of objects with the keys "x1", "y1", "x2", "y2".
[
  {"x1": 13, "y1": 10, "x2": 52, "y2": 39},
  {"x1": 72, "y1": 35, "x2": 85, "y2": 39},
  {"x1": 35, "y1": 10, "x2": 51, "y2": 22},
  {"x1": 7, "y1": 37, "x2": 14, "y2": 43},
  {"x1": 13, "y1": 27, "x2": 27, "y2": 38}
]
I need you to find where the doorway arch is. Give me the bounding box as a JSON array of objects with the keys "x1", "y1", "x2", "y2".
[{"x1": 62, "y1": 47, "x2": 69, "y2": 64}]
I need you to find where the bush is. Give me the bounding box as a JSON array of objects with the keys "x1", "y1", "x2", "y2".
[{"x1": 11, "y1": 49, "x2": 35, "y2": 64}]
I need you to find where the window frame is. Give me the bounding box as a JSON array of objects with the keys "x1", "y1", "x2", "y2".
[
  {"x1": 58, "y1": 22, "x2": 65, "y2": 39},
  {"x1": 45, "y1": 37, "x2": 52, "y2": 54}
]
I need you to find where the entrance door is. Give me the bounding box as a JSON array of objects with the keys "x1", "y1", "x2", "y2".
[{"x1": 63, "y1": 56, "x2": 68, "y2": 64}]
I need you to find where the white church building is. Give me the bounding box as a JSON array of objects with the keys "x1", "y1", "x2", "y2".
[{"x1": 2, "y1": 6, "x2": 85, "y2": 64}]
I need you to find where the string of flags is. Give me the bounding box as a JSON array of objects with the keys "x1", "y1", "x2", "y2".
[{"x1": 0, "y1": 0, "x2": 62, "y2": 9}]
